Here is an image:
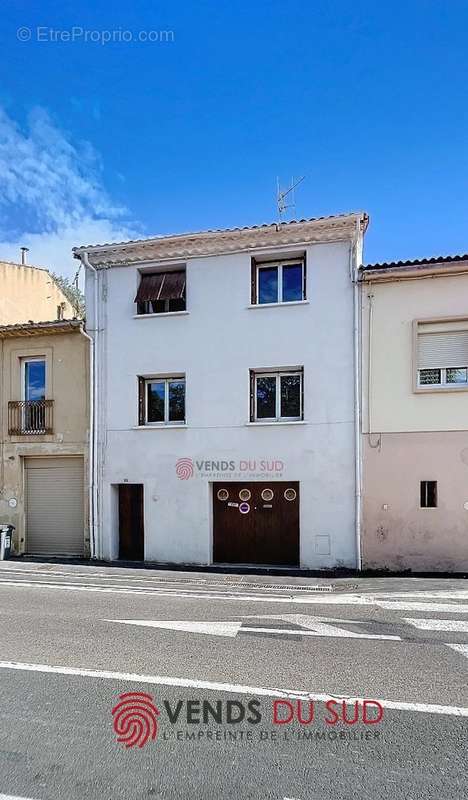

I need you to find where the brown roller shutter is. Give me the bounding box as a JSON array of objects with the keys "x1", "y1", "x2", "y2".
[
  {"x1": 134, "y1": 273, "x2": 164, "y2": 303},
  {"x1": 251, "y1": 258, "x2": 257, "y2": 304},
  {"x1": 158, "y1": 271, "x2": 185, "y2": 300}
]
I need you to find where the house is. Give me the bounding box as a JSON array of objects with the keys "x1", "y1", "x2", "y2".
[
  {"x1": 0, "y1": 260, "x2": 75, "y2": 325},
  {"x1": 74, "y1": 212, "x2": 368, "y2": 568},
  {"x1": 0, "y1": 320, "x2": 90, "y2": 557},
  {"x1": 361, "y1": 254, "x2": 468, "y2": 572}
]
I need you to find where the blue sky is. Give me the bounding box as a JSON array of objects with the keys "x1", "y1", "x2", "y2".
[{"x1": 0, "y1": 0, "x2": 467, "y2": 277}]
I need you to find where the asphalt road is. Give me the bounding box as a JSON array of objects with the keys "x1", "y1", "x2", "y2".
[{"x1": 0, "y1": 562, "x2": 467, "y2": 799}]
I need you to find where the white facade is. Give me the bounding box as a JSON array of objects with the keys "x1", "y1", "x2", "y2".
[{"x1": 77, "y1": 214, "x2": 367, "y2": 569}]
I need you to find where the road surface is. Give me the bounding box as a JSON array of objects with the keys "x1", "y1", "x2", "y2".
[{"x1": 0, "y1": 562, "x2": 467, "y2": 799}]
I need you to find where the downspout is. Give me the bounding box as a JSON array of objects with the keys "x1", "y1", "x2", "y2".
[
  {"x1": 79, "y1": 251, "x2": 99, "y2": 560},
  {"x1": 351, "y1": 222, "x2": 363, "y2": 571},
  {"x1": 0, "y1": 338, "x2": 4, "y2": 502},
  {"x1": 78, "y1": 322, "x2": 95, "y2": 559}
]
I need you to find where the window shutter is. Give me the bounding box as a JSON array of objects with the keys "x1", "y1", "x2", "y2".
[
  {"x1": 303, "y1": 254, "x2": 307, "y2": 300},
  {"x1": 251, "y1": 258, "x2": 257, "y2": 305},
  {"x1": 300, "y1": 368, "x2": 304, "y2": 419},
  {"x1": 418, "y1": 331, "x2": 468, "y2": 369},
  {"x1": 249, "y1": 370, "x2": 255, "y2": 421},
  {"x1": 138, "y1": 377, "x2": 145, "y2": 425}
]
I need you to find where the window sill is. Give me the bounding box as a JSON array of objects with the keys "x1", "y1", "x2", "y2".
[
  {"x1": 414, "y1": 385, "x2": 468, "y2": 394},
  {"x1": 132, "y1": 424, "x2": 187, "y2": 429},
  {"x1": 247, "y1": 300, "x2": 309, "y2": 309},
  {"x1": 246, "y1": 420, "x2": 307, "y2": 427},
  {"x1": 133, "y1": 311, "x2": 189, "y2": 319}
]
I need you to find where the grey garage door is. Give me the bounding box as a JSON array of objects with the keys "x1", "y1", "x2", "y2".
[{"x1": 25, "y1": 457, "x2": 85, "y2": 555}]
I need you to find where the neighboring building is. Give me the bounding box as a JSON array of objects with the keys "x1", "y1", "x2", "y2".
[
  {"x1": 75, "y1": 212, "x2": 368, "y2": 568},
  {"x1": 0, "y1": 260, "x2": 75, "y2": 325},
  {"x1": 0, "y1": 320, "x2": 90, "y2": 556},
  {"x1": 361, "y1": 254, "x2": 468, "y2": 572}
]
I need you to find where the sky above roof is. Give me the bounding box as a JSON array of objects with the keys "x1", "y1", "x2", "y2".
[{"x1": 0, "y1": 0, "x2": 467, "y2": 278}]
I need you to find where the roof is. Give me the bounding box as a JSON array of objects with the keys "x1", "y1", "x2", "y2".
[
  {"x1": 73, "y1": 212, "x2": 369, "y2": 267},
  {"x1": 363, "y1": 253, "x2": 468, "y2": 271},
  {"x1": 0, "y1": 320, "x2": 83, "y2": 339}
]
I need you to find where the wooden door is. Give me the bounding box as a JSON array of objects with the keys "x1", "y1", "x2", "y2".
[
  {"x1": 118, "y1": 484, "x2": 144, "y2": 560},
  {"x1": 213, "y1": 482, "x2": 299, "y2": 566}
]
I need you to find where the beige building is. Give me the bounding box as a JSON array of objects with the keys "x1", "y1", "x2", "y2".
[
  {"x1": 361, "y1": 254, "x2": 468, "y2": 572},
  {"x1": 0, "y1": 260, "x2": 75, "y2": 325},
  {"x1": 0, "y1": 320, "x2": 90, "y2": 556}
]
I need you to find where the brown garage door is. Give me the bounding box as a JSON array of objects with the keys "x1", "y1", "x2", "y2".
[{"x1": 213, "y1": 482, "x2": 299, "y2": 566}]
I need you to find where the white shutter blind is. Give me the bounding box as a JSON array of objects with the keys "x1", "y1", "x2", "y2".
[{"x1": 418, "y1": 331, "x2": 468, "y2": 369}]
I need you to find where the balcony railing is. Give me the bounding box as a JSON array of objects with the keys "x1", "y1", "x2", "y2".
[{"x1": 8, "y1": 400, "x2": 54, "y2": 435}]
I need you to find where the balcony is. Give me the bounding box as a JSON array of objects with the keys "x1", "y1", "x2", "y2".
[{"x1": 8, "y1": 400, "x2": 54, "y2": 435}]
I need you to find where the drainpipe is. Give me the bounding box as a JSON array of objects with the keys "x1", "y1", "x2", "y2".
[
  {"x1": 79, "y1": 251, "x2": 99, "y2": 560},
  {"x1": 78, "y1": 322, "x2": 95, "y2": 559},
  {"x1": 351, "y1": 222, "x2": 363, "y2": 571}
]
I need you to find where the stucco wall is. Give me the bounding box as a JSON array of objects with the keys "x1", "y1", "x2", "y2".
[
  {"x1": 91, "y1": 240, "x2": 359, "y2": 568},
  {"x1": 0, "y1": 330, "x2": 89, "y2": 552},
  {"x1": 0, "y1": 262, "x2": 75, "y2": 325},
  {"x1": 361, "y1": 273, "x2": 468, "y2": 433},
  {"x1": 361, "y1": 269, "x2": 468, "y2": 572},
  {"x1": 362, "y1": 431, "x2": 468, "y2": 572}
]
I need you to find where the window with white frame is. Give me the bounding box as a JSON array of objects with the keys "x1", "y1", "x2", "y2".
[
  {"x1": 416, "y1": 320, "x2": 468, "y2": 388},
  {"x1": 250, "y1": 368, "x2": 303, "y2": 422},
  {"x1": 252, "y1": 258, "x2": 306, "y2": 305},
  {"x1": 138, "y1": 376, "x2": 185, "y2": 424}
]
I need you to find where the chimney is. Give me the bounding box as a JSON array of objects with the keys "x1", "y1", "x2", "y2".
[{"x1": 20, "y1": 246, "x2": 29, "y2": 265}]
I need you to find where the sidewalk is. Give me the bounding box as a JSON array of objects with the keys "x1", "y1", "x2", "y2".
[{"x1": 3, "y1": 556, "x2": 468, "y2": 594}]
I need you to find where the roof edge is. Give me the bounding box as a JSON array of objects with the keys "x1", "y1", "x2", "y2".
[{"x1": 73, "y1": 211, "x2": 369, "y2": 256}]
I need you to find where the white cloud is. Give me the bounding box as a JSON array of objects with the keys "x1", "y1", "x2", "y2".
[{"x1": 0, "y1": 106, "x2": 138, "y2": 278}]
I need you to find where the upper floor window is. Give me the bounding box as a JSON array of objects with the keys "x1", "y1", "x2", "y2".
[
  {"x1": 416, "y1": 319, "x2": 468, "y2": 389},
  {"x1": 250, "y1": 368, "x2": 303, "y2": 422},
  {"x1": 23, "y1": 357, "x2": 46, "y2": 402},
  {"x1": 251, "y1": 257, "x2": 306, "y2": 305},
  {"x1": 138, "y1": 375, "x2": 185, "y2": 425},
  {"x1": 135, "y1": 269, "x2": 186, "y2": 315}
]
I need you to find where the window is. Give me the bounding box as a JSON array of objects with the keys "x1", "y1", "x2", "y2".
[
  {"x1": 135, "y1": 269, "x2": 186, "y2": 315},
  {"x1": 250, "y1": 368, "x2": 303, "y2": 422},
  {"x1": 251, "y1": 258, "x2": 306, "y2": 305},
  {"x1": 416, "y1": 320, "x2": 468, "y2": 389},
  {"x1": 138, "y1": 376, "x2": 185, "y2": 425},
  {"x1": 420, "y1": 481, "x2": 437, "y2": 508},
  {"x1": 22, "y1": 357, "x2": 46, "y2": 433},
  {"x1": 23, "y1": 358, "x2": 46, "y2": 402}
]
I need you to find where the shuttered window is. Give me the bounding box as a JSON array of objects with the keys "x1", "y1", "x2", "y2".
[
  {"x1": 416, "y1": 321, "x2": 468, "y2": 387},
  {"x1": 135, "y1": 270, "x2": 186, "y2": 314}
]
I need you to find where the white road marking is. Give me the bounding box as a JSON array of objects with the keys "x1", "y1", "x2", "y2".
[
  {"x1": 0, "y1": 659, "x2": 466, "y2": 717},
  {"x1": 2, "y1": 579, "x2": 468, "y2": 613},
  {"x1": 376, "y1": 601, "x2": 468, "y2": 614},
  {"x1": 405, "y1": 618, "x2": 468, "y2": 632},
  {"x1": 0, "y1": 795, "x2": 39, "y2": 800},
  {"x1": 107, "y1": 619, "x2": 243, "y2": 637},
  {"x1": 105, "y1": 617, "x2": 401, "y2": 641},
  {"x1": 241, "y1": 627, "x2": 400, "y2": 641},
  {"x1": 447, "y1": 644, "x2": 468, "y2": 660}
]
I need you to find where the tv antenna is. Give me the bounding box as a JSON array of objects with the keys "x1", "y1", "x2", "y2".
[{"x1": 276, "y1": 175, "x2": 305, "y2": 222}]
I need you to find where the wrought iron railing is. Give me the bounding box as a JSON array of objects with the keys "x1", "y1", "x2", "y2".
[{"x1": 8, "y1": 400, "x2": 54, "y2": 435}]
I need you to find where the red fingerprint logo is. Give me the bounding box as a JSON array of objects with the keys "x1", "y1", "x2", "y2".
[
  {"x1": 112, "y1": 692, "x2": 159, "y2": 749},
  {"x1": 175, "y1": 457, "x2": 194, "y2": 480}
]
